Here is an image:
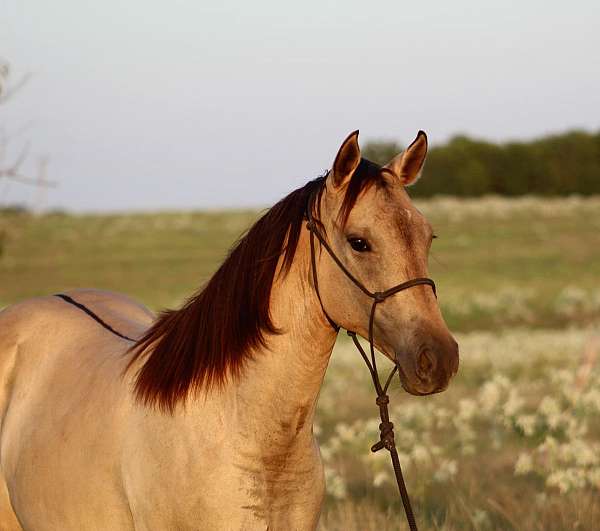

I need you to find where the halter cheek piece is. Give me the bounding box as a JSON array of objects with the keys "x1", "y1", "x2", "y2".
[{"x1": 305, "y1": 194, "x2": 436, "y2": 531}]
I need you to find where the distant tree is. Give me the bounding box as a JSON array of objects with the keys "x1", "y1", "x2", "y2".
[
  {"x1": 362, "y1": 140, "x2": 403, "y2": 167},
  {"x1": 363, "y1": 130, "x2": 600, "y2": 196}
]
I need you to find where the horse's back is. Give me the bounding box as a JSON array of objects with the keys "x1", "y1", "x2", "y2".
[{"x1": 0, "y1": 290, "x2": 154, "y2": 530}]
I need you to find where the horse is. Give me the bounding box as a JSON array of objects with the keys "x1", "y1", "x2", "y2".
[{"x1": 0, "y1": 130, "x2": 458, "y2": 530}]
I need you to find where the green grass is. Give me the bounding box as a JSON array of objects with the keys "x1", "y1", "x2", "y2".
[
  {"x1": 2, "y1": 196, "x2": 600, "y2": 530},
  {"x1": 0, "y1": 209, "x2": 258, "y2": 310},
  {"x1": 2, "y1": 196, "x2": 600, "y2": 331}
]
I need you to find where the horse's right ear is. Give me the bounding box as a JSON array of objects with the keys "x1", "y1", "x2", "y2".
[
  {"x1": 385, "y1": 131, "x2": 428, "y2": 186},
  {"x1": 330, "y1": 130, "x2": 361, "y2": 188}
]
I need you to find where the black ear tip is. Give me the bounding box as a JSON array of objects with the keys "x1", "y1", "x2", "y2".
[
  {"x1": 417, "y1": 130, "x2": 427, "y2": 140},
  {"x1": 340, "y1": 129, "x2": 360, "y2": 148}
]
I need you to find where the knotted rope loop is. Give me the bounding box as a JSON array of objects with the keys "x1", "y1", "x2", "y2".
[
  {"x1": 372, "y1": 394, "x2": 396, "y2": 452},
  {"x1": 371, "y1": 420, "x2": 396, "y2": 453},
  {"x1": 373, "y1": 291, "x2": 386, "y2": 302},
  {"x1": 375, "y1": 394, "x2": 389, "y2": 406}
]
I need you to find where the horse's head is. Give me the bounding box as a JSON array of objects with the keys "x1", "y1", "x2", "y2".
[{"x1": 314, "y1": 130, "x2": 459, "y2": 395}]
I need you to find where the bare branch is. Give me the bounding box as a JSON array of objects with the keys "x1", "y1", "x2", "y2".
[
  {"x1": 8, "y1": 141, "x2": 30, "y2": 174},
  {"x1": 0, "y1": 59, "x2": 57, "y2": 211},
  {"x1": 0, "y1": 72, "x2": 32, "y2": 105},
  {"x1": 0, "y1": 59, "x2": 31, "y2": 105},
  {"x1": 0, "y1": 167, "x2": 57, "y2": 188}
]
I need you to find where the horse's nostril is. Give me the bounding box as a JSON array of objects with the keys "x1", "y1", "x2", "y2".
[{"x1": 416, "y1": 349, "x2": 436, "y2": 380}]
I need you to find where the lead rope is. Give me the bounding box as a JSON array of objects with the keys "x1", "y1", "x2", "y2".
[
  {"x1": 306, "y1": 203, "x2": 436, "y2": 531},
  {"x1": 348, "y1": 301, "x2": 418, "y2": 531},
  {"x1": 347, "y1": 298, "x2": 418, "y2": 531}
]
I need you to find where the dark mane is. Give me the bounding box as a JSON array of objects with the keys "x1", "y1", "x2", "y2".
[{"x1": 128, "y1": 159, "x2": 385, "y2": 412}]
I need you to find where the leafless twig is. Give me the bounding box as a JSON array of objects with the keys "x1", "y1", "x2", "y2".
[
  {"x1": 0, "y1": 166, "x2": 57, "y2": 188},
  {"x1": 0, "y1": 59, "x2": 58, "y2": 208},
  {"x1": 0, "y1": 60, "x2": 31, "y2": 105}
]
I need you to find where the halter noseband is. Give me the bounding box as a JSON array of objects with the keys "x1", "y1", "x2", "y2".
[{"x1": 305, "y1": 191, "x2": 436, "y2": 531}]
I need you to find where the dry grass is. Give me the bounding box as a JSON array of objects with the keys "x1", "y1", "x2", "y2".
[
  {"x1": 316, "y1": 329, "x2": 600, "y2": 530},
  {"x1": 1, "y1": 197, "x2": 599, "y2": 529}
]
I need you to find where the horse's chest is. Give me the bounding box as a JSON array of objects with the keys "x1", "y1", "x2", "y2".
[
  {"x1": 128, "y1": 436, "x2": 325, "y2": 531},
  {"x1": 234, "y1": 445, "x2": 325, "y2": 521},
  {"x1": 211, "y1": 441, "x2": 325, "y2": 530}
]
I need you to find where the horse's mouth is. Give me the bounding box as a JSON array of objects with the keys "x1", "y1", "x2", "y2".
[
  {"x1": 395, "y1": 360, "x2": 447, "y2": 396},
  {"x1": 379, "y1": 345, "x2": 449, "y2": 396}
]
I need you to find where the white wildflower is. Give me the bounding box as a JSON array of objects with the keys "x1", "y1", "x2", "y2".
[
  {"x1": 479, "y1": 381, "x2": 502, "y2": 413},
  {"x1": 433, "y1": 459, "x2": 458, "y2": 482},
  {"x1": 516, "y1": 415, "x2": 537, "y2": 436},
  {"x1": 472, "y1": 509, "x2": 490, "y2": 528},
  {"x1": 514, "y1": 453, "x2": 533, "y2": 475},
  {"x1": 503, "y1": 389, "x2": 525, "y2": 417},
  {"x1": 324, "y1": 468, "x2": 347, "y2": 499},
  {"x1": 373, "y1": 471, "x2": 391, "y2": 487},
  {"x1": 587, "y1": 468, "x2": 600, "y2": 489},
  {"x1": 411, "y1": 445, "x2": 430, "y2": 464},
  {"x1": 547, "y1": 468, "x2": 586, "y2": 493},
  {"x1": 539, "y1": 396, "x2": 561, "y2": 418},
  {"x1": 582, "y1": 389, "x2": 600, "y2": 412}
]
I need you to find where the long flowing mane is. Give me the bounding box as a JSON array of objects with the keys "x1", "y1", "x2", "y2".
[{"x1": 128, "y1": 160, "x2": 386, "y2": 412}]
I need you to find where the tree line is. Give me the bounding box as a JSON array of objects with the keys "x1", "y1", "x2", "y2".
[{"x1": 363, "y1": 130, "x2": 600, "y2": 196}]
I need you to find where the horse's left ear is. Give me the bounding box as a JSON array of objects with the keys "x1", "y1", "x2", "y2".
[
  {"x1": 330, "y1": 130, "x2": 361, "y2": 188},
  {"x1": 385, "y1": 130, "x2": 428, "y2": 186}
]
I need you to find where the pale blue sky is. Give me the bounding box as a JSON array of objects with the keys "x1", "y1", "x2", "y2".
[{"x1": 2, "y1": 0, "x2": 599, "y2": 211}]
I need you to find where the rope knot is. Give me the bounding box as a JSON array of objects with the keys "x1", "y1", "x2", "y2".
[
  {"x1": 373, "y1": 291, "x2": 386, "y2": 302},
  {"x1": 306, "y1": 220, "x2": 315, "y2": 232},
  {"x1": 375, "y1": 394, "x2": 389, "y2": 406},
  {"x1": 371, "y1": 420, "x2": 395, "y2": 452}
]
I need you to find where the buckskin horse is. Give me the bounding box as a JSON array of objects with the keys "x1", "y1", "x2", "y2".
[{"x1": 0, "y1": 130, "x2": 458, "y2": 530}]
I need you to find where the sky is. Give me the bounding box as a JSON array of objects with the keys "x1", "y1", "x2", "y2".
[{"x1": 2, "y1": 0, "x2": 599, "y2": 212}]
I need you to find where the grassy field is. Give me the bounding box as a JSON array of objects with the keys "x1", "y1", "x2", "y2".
[
  {"x1": 2, "y1": 196, "x2": 600, "y2": 331},
  {"x1": 1, "y1": 196, "x2": 600, "y2": 529}
]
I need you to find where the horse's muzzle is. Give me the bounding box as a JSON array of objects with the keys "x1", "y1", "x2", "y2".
[{"x1": 397, "y1": 337, "x2": 459, "y2": 396}]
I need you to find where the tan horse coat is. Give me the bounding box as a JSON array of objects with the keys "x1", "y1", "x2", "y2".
[
  {"x1": 0, "y1": 271, "x2": 335, "y2": 529},
  {"x1": 0, "y1": 130, "x2": 458, "y2": 530}
]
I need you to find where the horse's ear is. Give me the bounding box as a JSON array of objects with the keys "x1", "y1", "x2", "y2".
[
  {"x1": 385, "y1": 130, "x2": 428, "y2": 186},
  {"x1": 330, "y1": 130, "x2": 361, "y2": 188}
]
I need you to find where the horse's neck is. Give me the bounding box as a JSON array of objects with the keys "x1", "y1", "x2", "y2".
[{"x1": 232, "y1": 229, "x2": 337, "y2": 448}]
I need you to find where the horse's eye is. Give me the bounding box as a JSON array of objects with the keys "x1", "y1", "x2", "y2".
[{"x1": 348, "y1": 237, "x2": 370, "y2": 253}]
